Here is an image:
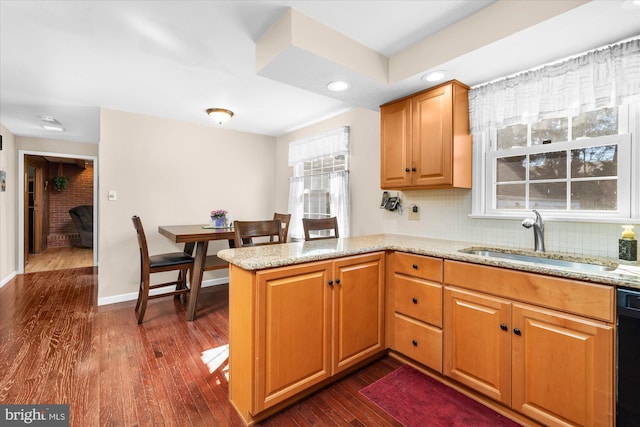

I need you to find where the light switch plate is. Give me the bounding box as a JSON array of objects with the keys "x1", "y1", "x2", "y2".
[{"x1": 108, "y1": 190, "x2": 117, "y2": 201}]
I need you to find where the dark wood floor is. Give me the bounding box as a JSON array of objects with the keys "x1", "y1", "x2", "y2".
[{"x1": 0, "y1": 267, "x2": 403, "y2": 426}]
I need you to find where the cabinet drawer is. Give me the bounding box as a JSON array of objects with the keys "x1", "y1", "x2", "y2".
[
  {"x1": 394, "y1": 313, "x2": 442, "y2": 373},
  {"x1": 394, "y1": 252, "x2": 443, "y2": 282},
  {"x1": 394, "y1": 275, "x2": 442, "y2": 327},
  {"x1": 444, "y1": 260, "x2": 614, "y2": 322}
]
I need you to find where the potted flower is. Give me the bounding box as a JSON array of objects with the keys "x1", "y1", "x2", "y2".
[{"x1": 210, "y1": 209, "x2": 227, "y2": 227}]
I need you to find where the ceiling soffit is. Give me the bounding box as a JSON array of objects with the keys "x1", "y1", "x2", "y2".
[{"x1": 256, "y1": 1, "x2": 590, "y2": 110}]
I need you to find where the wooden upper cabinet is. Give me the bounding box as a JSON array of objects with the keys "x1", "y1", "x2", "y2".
[
  {"x1": 380, "y1": 98, "x2": 411, "y2": 188},
  {"x1": 380, "y1": 80, "x2": 472, "y2": 190}
]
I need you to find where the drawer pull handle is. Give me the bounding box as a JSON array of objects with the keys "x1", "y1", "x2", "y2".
[
  {"x1": 412, "y1": 340, "x2": 418, "y2": 347},
  {"x1": 500, "y1": 323, "x2": 508, "y2": 332},
  {"x1": 412, "y1": 264, "x2": 418, "y2": 270},
  {"x1": 412, "y1": 297, "x2": 418, "y2": 304},
  {"x1": 513, "y1": 328, "x2": 522, "y2": 336}
]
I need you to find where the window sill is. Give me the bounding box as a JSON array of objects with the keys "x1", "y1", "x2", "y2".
[{"x1": 468, "y1": 213, "x2": 640, "y2": 224}]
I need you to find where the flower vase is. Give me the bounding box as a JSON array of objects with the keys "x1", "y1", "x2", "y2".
[{"x1": 213, "y1": 216, "x2": 225, "y2": 227}]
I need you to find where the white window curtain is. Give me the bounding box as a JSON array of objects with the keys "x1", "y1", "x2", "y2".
[
  {"x1": 288, "y1": 126, "x2": 350, "y2": 166},
  {"x1": 288, "y1": 176, "x2": 305, "y2": 240},
  {"x1": 329, "y1": 171, "x2": 350, "y2": 238},
  {"x1": 469, "y1": 37, "x2": 640, "y2": 134},
  {"x1": 287, "y1": 126, "x2": 350, "y2": 240},
  {"x1": 469, "y1": 37, "x2": 640, "y2": 217}
]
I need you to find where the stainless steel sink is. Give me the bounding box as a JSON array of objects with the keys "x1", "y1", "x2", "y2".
[{"x1": 459, "y1": 248, "x2": 618, "y2": 273}]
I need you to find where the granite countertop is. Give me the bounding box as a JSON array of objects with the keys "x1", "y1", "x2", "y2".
[{"x1": 217, "y1": 234, "x2": 640, "y2": 289}]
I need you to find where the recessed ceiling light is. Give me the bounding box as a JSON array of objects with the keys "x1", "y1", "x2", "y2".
[
  {"x1": 327, "y1": 81, "x2": 351, "y2": 92},
  {"x1": 42, "y1": 125, "x2": 65, "y2": 132},
  {"x1": 421, "y1": 71, "x2": 446, "y2": 82}
]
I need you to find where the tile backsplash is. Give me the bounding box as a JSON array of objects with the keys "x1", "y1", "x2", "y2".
[{"x1": 383, "y1": 189, "x2": 632, "y2": 260}]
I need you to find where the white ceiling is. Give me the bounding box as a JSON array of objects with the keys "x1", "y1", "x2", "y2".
[{"x1": 0, "y1": 0, "x2": 638, "y2": 143}]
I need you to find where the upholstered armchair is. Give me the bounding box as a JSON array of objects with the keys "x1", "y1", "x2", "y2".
[{"x1": 69, "y1": 205, "x2": 93, "y2": 248}]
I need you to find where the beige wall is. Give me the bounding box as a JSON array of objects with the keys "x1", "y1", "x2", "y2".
[
  {"x1": 98, "y1": 108, "x2": 277, "y2": 302},
  {"x1": 275, "y1": 108, "x2": 386, "y2": 237},
  {"x1": 0, "y1": 125, "x2": 17, "y2": 286},
  {"x1": 17, "y1": 137, "x2": 99, "y2": 157}
]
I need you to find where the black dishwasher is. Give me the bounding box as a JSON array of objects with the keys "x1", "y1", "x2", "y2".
[{"x1": 617, "y1": 288, "x2": 640, "y2": 426}]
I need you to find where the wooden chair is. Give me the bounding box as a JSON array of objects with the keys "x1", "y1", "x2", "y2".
[
  {"x1": 302, "y1": 217, "x2": 339, "y2": 241},
  {"x1": 272, "y1": 212, "x2": 291, "y2": 242},
  {"x1": 131, "y1": 216, "x2": 194, "y2": 324},
  {"x1": 234, "y1": 219, "x2": 283, "y2": 248}
]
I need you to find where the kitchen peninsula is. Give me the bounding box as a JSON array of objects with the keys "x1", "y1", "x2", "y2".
[{"x1": 218, "y1": 235, "x2": 640, "y2": 426}]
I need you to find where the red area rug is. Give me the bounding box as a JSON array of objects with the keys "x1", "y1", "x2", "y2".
[{"x1": 360, "y1": 365, "x2": 521, "y2": 427}]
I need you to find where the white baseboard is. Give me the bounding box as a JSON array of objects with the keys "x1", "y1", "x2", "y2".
[
  {"x1": 0, "y1": 271, "x2": 18, "y2": 289},
  {"x1": 97, "y1": 276, "x2": 230, "y2": 306}
]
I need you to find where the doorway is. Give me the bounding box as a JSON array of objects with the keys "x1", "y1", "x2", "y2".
[
  {"x1": 25, "y1": 157, "x2": 48, "y2": 259},
  {"x1": 20, "y1": 152, "x2": 97, "y2": 273}
]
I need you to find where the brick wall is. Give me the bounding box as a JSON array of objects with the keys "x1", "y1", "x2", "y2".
[{"x1": 47, "y1": 162, "x2": 94, "y2": 248}]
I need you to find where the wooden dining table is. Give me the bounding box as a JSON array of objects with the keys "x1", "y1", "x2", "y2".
[{"x1": 158, "y1": 224, "x2": 234, "y2": 321}]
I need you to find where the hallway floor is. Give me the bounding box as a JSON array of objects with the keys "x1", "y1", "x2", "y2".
[{"x1": 25, "y1": 246, "x2": 93, "y2": 273}]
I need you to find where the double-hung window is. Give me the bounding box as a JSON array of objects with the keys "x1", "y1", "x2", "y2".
[
  {"x1": 470, "y1": 37, "x2": 640, "y2": 222},
  {"x1": 288, "y1": 127, "x2": 350, "y2": 240},
  {"x1": 486, "y1": 107, "x2": 632, "y2": 219}
]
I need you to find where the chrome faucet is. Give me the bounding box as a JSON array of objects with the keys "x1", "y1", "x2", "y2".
[{"x1": 522, "y1": 209, "x2": 545, "y2": 252}]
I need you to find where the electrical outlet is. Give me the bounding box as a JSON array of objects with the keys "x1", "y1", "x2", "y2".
[{"x1": 408, "y1": 205, "x2": 420, "y2": 221}]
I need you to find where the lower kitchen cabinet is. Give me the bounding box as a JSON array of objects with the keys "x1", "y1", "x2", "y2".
[
  {"x1": 444, "y1": 260, "x2": 614, "y2": 427},
  {"x1": 229, "y1": 252, "x2": 385, "y2": 424},
  {"x1": 389, "y1": 252, "x2": 444, "y2": 372},
  {"x1": 443, "y1": 287, "x2": 511, "y2": 405},
  {"x1": 511, "y1": 304, "x2": 613, "y2": 427}
]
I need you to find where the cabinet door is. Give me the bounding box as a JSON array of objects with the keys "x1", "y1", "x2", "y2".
[
  {"x1": 444, "y1": 287, "x2": 511, "y2": 406},
  {"x1": 255, "y1": 261, "x2": 332, "y2": 412},
  {"x1": 332, "y1": 252, "x2": 385, "y2": 374},
  {"x1": 380, "y1": 98, "x2": 411, "y2": 188},
  {"x1": 412, "y1": 83, "x2": 453, "y2": 187},
  {"x1": 511, "y1": 304, "x2": 614, "y2": 427}
]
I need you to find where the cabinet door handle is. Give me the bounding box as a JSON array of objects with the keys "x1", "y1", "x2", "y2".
[
  {"x1": 335, "y1": 279, "x2": 341, "y2": 285},
  {"x1": 513, "y1": 328, "x2": 522, "y2": 336},
  {"x1": 500, "y1": 323, "x2": 508, "y2": 332},
  {"x1": 412, "y1": 297, "x2": 418, "y2": 304},
  {"x1": 328, "y1": 280, "x2": 333, "y2": 286},
  {"x1": 411, "y1": 167, "x2": 417, "y2": 172},
  {"x1": 412, "y1": 264, "x2": 418, "y2": 270},
  {"x1": 405, "y1": 168, "x2": 410, "y2": 172},
  {"x1": 412, "y1": 340, "x2": 418, "y2": 347}
]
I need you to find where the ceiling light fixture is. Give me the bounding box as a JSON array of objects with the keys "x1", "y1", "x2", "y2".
[
  {"x1": 421, "y1": 71, "x2": 446, "y2": 82},
  {"x1": 42, "y1": 125, "x2": 65, "y2": 132},
  {"x1": 39, "y1": 115, "x2": 61, "y2": 124},
  {"x1": 327, "y1": 80, "x2": 351, "y2": 92},
  {"x1": 206, "y1": 108, "x2": 234, "y2": 125}
]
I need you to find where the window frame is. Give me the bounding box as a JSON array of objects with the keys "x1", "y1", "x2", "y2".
[
  {"x1": 486, "y1": 134, "x2": 631, "y2": 219},
  {"x1": 471, "y1": 104, "x2": 640, "y2": 222},
  {"x1": 293, "y1": 154, "x2": 348, "y2": 220}
]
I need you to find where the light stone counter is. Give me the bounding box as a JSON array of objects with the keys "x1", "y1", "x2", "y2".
[{"x1": 217, "y1": 234, "x2": 640, "y2": 289}]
